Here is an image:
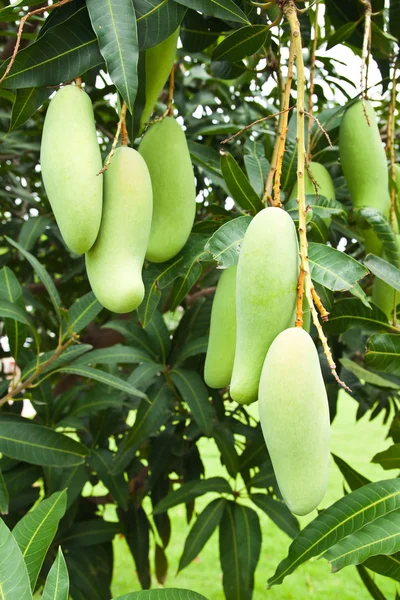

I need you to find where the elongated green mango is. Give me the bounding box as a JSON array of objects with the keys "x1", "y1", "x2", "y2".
[
  {"x1": 339, "y1": 100, "x2": 390, "y2": 255},
  {"x1": 230, "y1": 207, "x2": 299, "y2": 404},
  {"x1": 86, "y1": 147, "x2": 152, "y2": 313},
  {"x1": 40, "y1": 85, "x2": 103, "y2": 254},
  {"x1": 258, "y1": 327, "x2": 330, "y2": 516},
  {"x1": 139, "y1": 28, "x2": 179, "y2": 132},
  {"x1": 204, "y1": 266, "x2": 237, "y2": 389},
  {"x1": 139, "y1": 117, "x2": 196, "y2": 263}
]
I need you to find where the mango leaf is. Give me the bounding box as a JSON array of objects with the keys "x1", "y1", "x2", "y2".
[
  {"x1": 88, "y1": 449, "x2": 129, "y2": 510},
  {"x1": 178, "y1": 498, "x2": 226, "y2": 572},
  {"x1": 244, "y1": 142, "x2": 270, "y2": 198},
  {"x1": 267, "y1": 479, "x2": 400, "y2": 587},
  {"x1": 127, "y1": 362, "x2": 163, "y2": 392},
  {"x1": 364, "y1": 254, "x2": 400, "y2": 292},
  {"x1": 13, "y1": 490, "x2": 67, "y2": 590},
  {"x1": 366, "y1": 333, "x2": 400, "y2": 376},
  {"x1": 323, "y1": 511, "x2": 400, "y2": 572},
  {"x1": 42, "y1": 548, "x2": 69, "y2": 600},
  {"x1": 0, "y1": 469, "x2": 8, "y2": 515},
  {"x1": 171, "y1": 368, "x2": 214, "y2": 436},
  {"x1": 212, "y1": 25, "x2": 269, "y2": 62},
  {"x1": 173, "y1": 336, "x2": 208, "y2": 366},
  {"x1": 22, "y1": 344, "x2": 93, "y2": 380},
  {"x1": 0, "y1": 267, "x2": 27, "y2": 360},
  {"x1": 87, "y1": 0, "x2": 138, "y2": 113},
  {"x1": 220, "y1": 152, "x2": 263, "y2": 213},
  {"x1": 327, "y1": 21, "x2": 360, "y2": 49},
  {"x1": 73, "y1": 344, "x2": 152, "y2": 365},
  {"x1": 134, "y1": 0, "x2": 185, "y2": 49},
  {"x1": 58, "y1": 519, "x2": 120, "y2": 548},
  {"x1": 205, "y1": 216, "x2": 252, "y2": 268},
  {"x1": 220, "y1": 502, "x2": 261, "y2": 600},
  {"x1": 372, "y1": 444, "x2": 400, "y2": 470},
  {"x1": 0, "y1": 5, "x2": 103, "y2": 88},
  {"x1": 357, "y1": 208, "x2": 399, "y2": 266},
  {"x1": 250, "y1": 494, "x2": 300, "y2": 539},
  {"x1": 332, "y1": 454, "x2": 371, "y2": 492},
  {"x1": 181, "y1": 10, "x2": 220, "y2": 52},
  {"x1": 356, "y1": 564, "x2": 387, "y2": 600},
  {"x1": 340, "y1": 357, "x2": 400, "y2": 389},
  {"x1": 172, "y1": 0, "x2": 249, "y2": 25},
  {"x1": 364, "y1": 553, "x2": 400, "y2": 582},
  {"x1": 212, "y1": 425, "x2": 239, "y2": 478},
  {"x1": 0, "y1": 519, "x2": 32, "y2": 600},
  {"x1": 62, "y1": 291, "x2": 103, "y2": 340},
  {"x1": 17, "y1": 216, "x2": 51, "y2": 251},
  {"x1": 153, "y1": 477, "x2": 233, "y2": 514},
  {"x1": 114, "y1": 592, "x2": 208, "y2": 600},
  {"x1": 324, "y1": 299, "x2": 396, "y2": 335},
  {"x1": 188, "y1": 140, "x2": 226, "y2": 190},
  {"x1": 118, "y1": 505, "x2": 150, "y2": 589},
  {"x1": 58, "y1": 364, "x2": 148, "y2": 400},
  {"x1": 103, "y1": 320, "x2": 156, "y2": 358},
  {"x1": 0, "y1": 416, "x2": 88, "y2": 467},
  {"x1": 144, "y1": 310, "x2": 171, "y2": 363}
]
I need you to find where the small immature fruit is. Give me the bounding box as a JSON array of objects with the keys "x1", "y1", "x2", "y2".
[
  {"x1": 230, "y1": 207, "x2": 299, "y2": 405},
  {"x1": 258, "y1": 327, "x2": 330, "y2": 516},
  {"x1": 86, "y1": 147, "x2": 152, "y2": 313},
  {"x1": 204, "y1": 266, "x2": 237, "y2": 389},
  {"x1": 140, "y1": 28, "x2": 180, "y2": 132},
  {"x1": 41, "y1": 85, "x2": 103, "y2": 254},
  {"x1": 139, "y1": 117, "x2": 196, "y2": 263},
  {"x1": 339, "y1": 100, "x2": 390, "y2": 255}
]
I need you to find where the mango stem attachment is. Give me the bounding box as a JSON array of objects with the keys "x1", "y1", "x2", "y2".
[
  {"x1": 307, "y1": 1, "x2": 319, "y2": 161},
  {"x1": 98, "y1": 101, "x2": 128, "y2": 175},
  {"x1": 360, "y1": 0, "x2": 372, "y2": 124}
]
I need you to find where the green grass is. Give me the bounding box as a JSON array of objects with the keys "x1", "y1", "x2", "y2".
[{"x1": 110, "y1": 392, "x2": 399, "y2": 599}]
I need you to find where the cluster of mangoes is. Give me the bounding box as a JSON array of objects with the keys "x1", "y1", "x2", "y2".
[{"x1": 40, "y1": 29, "x2": 196, "y2": 314}]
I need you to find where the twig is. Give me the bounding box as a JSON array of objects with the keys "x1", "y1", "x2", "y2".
[
  {"x1": 388, "y1": 66, "x2": 398, "y2": 230},
  {"x1": 221, "y1": 106, "x2": 295, "y2": 144},
  {"x1": 303, "y1": 111, "x2": 332, "y2": 147},
  {"x1": 307, "y1": 1, "x2": 319, "y2": 161},
  {"x1": 0, "y1": 0, "x2": 73, "y2": 87},
  {"x1": 98, "y1": 101, "x2": 128, "y2": 175},
  {"x1": 186, "y1": 286, "x2": 217, "y2": 306},
  {"x1": 360, "y1": 0, "x2": 372, "y2": 124}
]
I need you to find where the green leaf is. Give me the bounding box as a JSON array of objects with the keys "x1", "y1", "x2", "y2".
[
  {"x1": 58, "y1": 364, "x2": 148, "y2": 400},
  {"x1": 366, "y1": 333, "x2": 400, "y2": 376},
  {"x1": 0, "y1": 267, "x2": 28, "y2": 360},
  {"x1": 357, "y1": 208, "x2": 399, "y2": 266},
  {"x1": 244, "y1": 142, "x2": 270, "y2": 198},
  {"x1": 323, "y1": 511, "x2": 400, "y2": 572},
  {"x1": 220, "y1": 152, "x2": 263, "y2": 213},
  {"x1": 127, "y1": 362, "x2": 163, "y2": 392},
  {"x1": 103, "y1": 320, "x2": 156, "y2": 358},
  {"x1": 250, "y1": 494, "x2": 300, "y2": 539},
  {"x1": 356, "y1": 564, "x2": 387, "y2": 600},
  {"x1": 324, "y1": 299, "x2": 395, "y2": 335},
  {"x1": 73, "y1": 344, "x2": 152, "y2": 365},
  {"x1": 13, "y1": 490, "x2": 67, "y2": 590},
  {"x1": 171, "y1": 368, "x2": 214, "y2": 436},
  {"x1": 212, "y1": 425, "x2": 239, "y2": 478},
  {"x1": 144, "y1": 310, "x2": 171, "y2": 363},
  {"x1": 118, "y1": 505, "x2": 151, "y2": 589},
  {"x1": 173, "y1": 336, "x2": 208, "y2": 366},
  {"x1": 268, "y1": 479, "x2": 400, "y2": 588},
  {"x1": 340, "y1": 357, "x2": 400, "y2": 389},
  {"x1": 135, "y1": 0, "x2": 185, "y2": 50},
  {"x1": 172, "y1": 0, "x2": 248, "y2": 25},
  {"x1": 178, "y1": 498, "x2": 226, "y2": 572},
  {"x1": 219, "y1": 502, "x2": 261, "y2": 600},
  {"x1": 17, "y1": 216, "x2": 51, "y2": 251},
  {"x1": 364, "y1": 254, "x2": 400, "y2": 292},
  {"x1": 188, "y1": 140, "x2": 226, "y2": 190},
  {"x1": 0, "y1": 416, "x2": 88, "y2": 467},
  {"x1": 212, "y1": 25, "x2": 269, "y2": 62},
  {"x1": 86, "y1": 0, "x2": 138, "y2": 113},
  {"x1": 181, "y1": 10, "x2": 220, "y2": 52},
  {"x1": 153, "y1": 477, "x2": 233, "y2": 514},
  {"x1": 22, "y1": 344, "x2": 93, "y2": 380},
  {"x1": 0, "y1": 469, "x2": 9, "y2": 515},
  {"x1": 88, "y1": 449, "x2": 129, "y2": 510},
  {"x1": 332, "y1": 454, "x2": 371, "y2": 492},
  {"x1": 372, "y1": 444, "x2": 400, "y2": 470},
  {"x1": 6, "y1": 237, "x2": 62, "y2": 316},
  {"x1": 58, "y1": 519, "x2": 120, "y2": 548},
  {"x1": 0, "y1": 298, "x2": 33, "y2": 328},
  {"x1": 0, "y1": 5, "x2": 103, "y2": 88},
  {"x1": 327, "y1": 21, "x2": 359, "y2": 49},
  {"x1": 0, "y1": 518, "x2": 32, "y2": 600},
  {"x1": 205, "y1": 216, "x2": 252, "y2": 268},
  {"x1": 114, "y1": 592, "x2": 208, "y2": 600},
  {"x1": 62, "y1": 292, "x2": 103, "y2": 340},
  {"x1": 42, "y1": 548, "x2": 69, "y2": 600},
  {"x1": 364, "y1": 553, "x2": 400, "y2": 582}
]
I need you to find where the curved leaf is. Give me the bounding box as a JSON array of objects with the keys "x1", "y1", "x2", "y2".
[
  {"x1": 308, "y1": 242, "x2": 368, "y2": 295},
  {"x1": 324, "y1": 298, "x2": 395, "y2": 335},
  {"x1": 9, "y1": 86, "x2": 50, "y2": 131},
  {"x1": 364, "y1": 254, "x2": 400, "y2": 291},
  {"x1": 62, "y1": 292, "x2": 103, "y2": 340},
  {"x1": 250, "y1": 494, "x2": 300, "y2": 539},
  {"x1": 58, "y1": 364, "x2": 148, "y2": 400},
  {"x1": 135, "y1": 0, "x2": 185, "y2": 49},
  {"x1": 366, "y1": 333, "x2": 400, "y2": 375},
  {"x1": 18, "y1": 216, "x2": 51, "y2": 251},
  {"x1": 153, "y1": 477, "x2": 233, "y2": 514},
  {"x1": 0, "y1": 519, "x2": 32, "y2": 600},
  {"x1": 171, "y1": 368, "x2": 214, "y2": 436},
  {"x1": 340, "y1": 357, "x2": 400, "y2": 389},
  {"x1": 220, "y1": 152, "x2": 263, "y2": 213},
  {"x1": 73, "y1": 344, "x2": 152, "y2": 365},
  {"x1": 42, "y1": 548, "x2": 69, "y2": 600},
  {"x1": 114, "y1": 590, "x2": 208, "y2": 599},
  {"x1": 205, "y1": 216, "x2": 252, "y2": 268},
  {"x1": 358, "y1": 208, "x2": 399, "y2": 265},
  {"x1": 172, "y1": 0, "x2": 249, "y2": 25},
  {"x1": 0, "y1": 267, "x2": 28, "y2": 360},
  {"x1": 212, "y1": 25, "x2": 269, "y2": 62},
  {"x1": 364, "y1": 553, "x2": 400, "y2": 582},
  {"x1": 372, "y1": 444, "x2": 400, "y2": 470}
]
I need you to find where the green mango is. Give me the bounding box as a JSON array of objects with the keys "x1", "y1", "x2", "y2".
[
  {"x1": 289, "y1": 162, "x2": 335, "y2": 228},
  {"x1": 139, "y1": 28, "x2": 179, "y2": 132},
  {"x1": 258, "y1": 327, "x2": 330, "y2": 516},
  {"x1": 230, "y1": 207, "x2": 299, "y2": 405},
  {"x1": 139, "y1": 117, "x2": 196, "y2": 263},
  {"x1": 204, "y1": 266, "x2": 237, "y2": 389},
  {"x1": 339, "y1": 100, "x2": 390, "y2": 255},
  {"x1": 86, "y1": 147, "x2": 152, "y2": 313},
  {"x1": 40, "y1": 85, "x2": 103, "y2": 254}
]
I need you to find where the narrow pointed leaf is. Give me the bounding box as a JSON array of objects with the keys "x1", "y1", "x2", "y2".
[
  {"x1": 324, "y1": 299, "x2": 395, "y2": 335},
  {"x1": 172, "y1": 0, "x2": 248, "y2": 24},
  {"x1": 250, "y1": 494, "x2": 300, "y2": 539},
  {"x1": 358, "y1": 208, "x2": 399, "y2": 266},
  {"x1": 364, "y1": 553, "x2": 400, "y2": 582},
  {"x1": 134, "y1": 0, "x2": 185, "y2": 49},
  {"x1": 340, "y1": 357, "x2": 400, "y2": 389},
  {"x1": 0, "y1": 519, "x2": 32, "y2": 600},
  {"x1": 62, "y1": 292, "x2": 103, "y2": 340},
  {"x1": 205, "y1": 216, "x2": 252, "y2": 268},
  {"x1": 0, "y1": 267, "x2": 27, "y2": 360},
  {"x1": 153, "y1": 477, "x2": 233, "y2": 514},
  {"x1": 212, "y1": 25, "x2": 269, "y2": 62},
  {"x1": 365, "y1": 254, "x2": 400, "y2": 291},
  {"x1": 213, "y1": 425, "x2": 239, "y2": 478},
  {"x1": 244, "y1": 146, "x2": 269, "y2": 198},
  {"x1": 372, "y1": 444, "x2": 400, "y2": 470},
  {"x1": 9, "y1": 86, "x2": 51, "y2": 131},
  {"x1": 171, "y1": 368, "x2": 214, "y2": 436},
  {"x1": 22, "y1": 344, "x2": 93, "y2": 380},
  {"x1": 366, "y1": 333, "x2": 400, "y2": 375},
  {"x1": 114, "y1": 590, "x2": 208, "y2": 599},
  {"x1": 58, "y1": 519, "x2": 120, "y2": 548},
  {"x1": 0, "y1": 469, "x2": 9, "y2": 515},
  {"x1": 332, "y1": 454, "x2": 371, "y2": 492},
  {"x1": 18, "y1": 216, "x2": 51, "y2": 251},
  {"x1": 221, "y1": 152, "x2": 263, "y2": 213},
  {"x1": 42, "y1": 548, "x2": 69, "y2": 600},
  {"x1": 118, "y1": 505, "x2": 151, "y2": 589},
  {"x1": 73, "y1": 344, "x2": 152, "y2": 365},
  {"x1": 356, "y1": 564, "x2": 387, "y2": 600},
  {"x1": 308, "y1": 243, "x2": 368, "y2": 297},
  {"x1": 58, "y1": 364, "x2": 148, "y2": 400},
  {"x1": 88, "y1": 449, "x2": 129, "y2": 510}
]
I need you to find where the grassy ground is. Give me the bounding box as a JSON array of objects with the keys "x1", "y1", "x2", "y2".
[{"x1": 110, "y1": 392, "x2": 399, "y2": 600}]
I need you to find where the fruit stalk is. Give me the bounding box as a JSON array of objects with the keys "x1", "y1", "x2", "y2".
[
  {"x1": 98, "y1": 101, "x2": 128, "y2": 174},
  {"x1": 307, "y1": 1, "x2": 319, "y2": 161},
  {"x1": 360, "y1": 0, "x2": 372, "y2": 122},
  {"x1": 388, "y1": 66, "x2": 398, "y2": 230}
]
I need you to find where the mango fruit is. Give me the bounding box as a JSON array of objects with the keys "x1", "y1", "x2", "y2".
[
  {"x1": 290, "y1": 162, "x2": 335, "y2": 228},
  {"x1": 230, "y1": 207, "x2": 299, "y2": 404},
  {"x1": 204, "y1": 266, "x2": 237, "y2": 389},
  {"x1": 258, "y1": 327, "x2": 330, "y2": 516},
  {"x1": 40, "y1": 85, "x2": 103, "y2": 254},
  {"x1": 85, "y1": 147, "x2": 152, "y2": 313},
  {"x1": 139, "y1": 117, "x2": 196, "y2": 263},
  {"x1": 339, "y1": 100, "x2": 390, "y2": 255},
  {"x1": 139, "y1": 28, "x2": 179, "y2": 132}
]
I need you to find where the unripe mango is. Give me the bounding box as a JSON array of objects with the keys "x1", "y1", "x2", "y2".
[
  {"x1": 85, "y1": 147, "x2": 152, "y2": 313},
  {"x1": 230, "y1": 207, "x2": 299, "y2": 404},
  {"x1": 339, "y1": 100, "x2": 390, "y2": 255},
  {"x1": 204, "y1": 266, "x2": 237, "y2": 389},
  {"x1": 139, "y1": 28, "x2": 179, "y2": 132},
  {"x1": 139, "y1": 117, "x2": 196, "y2": 263},
  {"x1": 40, "y1": 85, "x2": 103, "y2": 254},
  {"x1": 290, "y1": 162, "x2": 335, "y2": 201},
  {"x1": 258, "y1": 327, "x2": 330, "y2": 516}
]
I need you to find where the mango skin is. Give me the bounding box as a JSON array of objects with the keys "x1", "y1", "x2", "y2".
[
  {"x1": 40, "y1": 85, "x2": 103, "y2": 254},
  {"x1": 339, "y1": 100, "x2": 390, "y2": 255},
  {"x1": 230, "y1": 207, "x2": 299, "y2": 405},
  {"x1": 258, "y1": 327, "x2": 330, "y2": 516},
  {"x1": 139, "y1": 117, "x2": 196, "y2": 263},
  {"x1": 204, "y1": 266, "x2": 237, "y2": 389},
  {"x1": 140, "y1": 28, "x2": 179, "y2": 132},
  {"x1": 290, "y1": 162, "x2": 336, "y2": 229},
  {"x1": 85, "y1": 147, "x2": 152, "y2": 313}
]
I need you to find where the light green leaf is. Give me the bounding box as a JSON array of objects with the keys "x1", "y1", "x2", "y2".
[
  {"x1": 308, "y1": 243, "x2": 368, "y2": 298},
  {"x1": 42, "y1": 548, "x2": 69, "y2": 600},
  {"x1": 62, "y1": 292, "x2": 103, "y2": 340},
  {"x1": 358, "y1": 208, "x2": 399, "y2": 266},
  {"x1": 58, "y1": 364, "x2": 148, "y2": 400},
  {"x1": 364, "y1": 254, "x2": 400, "y2": 291},
  {"x1": 212, "y1": 25, "x2": 269, "y2": 62},
  {"x1": 220, "y1": 152, "x2": 263, "y2": 213},
  {"x1": 340, "y1": 357, "x2": 400, "y2": 389},
  {"x1": 372, "y1": 444, "x2": 400, "y2": 470},
  {"x1": 172, "y1": 0, "x2": 249, "y2": 24},
  {"x1": 324, "y1": 299, "x2": 396, "y2": 335},
  {"x1": 0, "y1": 518, "x2": 32, "y2": 600},
  {"x1": 73, "y1": 344, "x2": 152, "y2": 365},
  {"x1": 205, "y1": 216, "x2": 252, "y2": 268},
  {"x1": 17, "y1": 216, "x2": 51, "y2": 251},
  {"x1": 366, "y1": 333, "x2": 400, "y2": 376},
  {"x1": 114, "y1": 591, "x2": 208, "y2": 600}
]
